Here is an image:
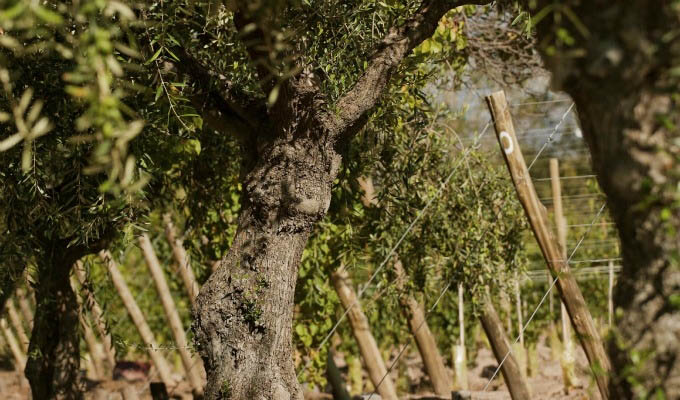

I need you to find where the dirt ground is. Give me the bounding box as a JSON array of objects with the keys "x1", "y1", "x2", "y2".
[{"x1": 0, "y1": 335, "x2": 600, "y2": 399}]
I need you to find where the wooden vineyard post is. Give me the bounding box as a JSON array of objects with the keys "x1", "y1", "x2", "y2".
[
  {"x1": 100, "y1": 250, "x2": 175, "y2": 388},
  {"x1": 121, "y1": 386, "x2": 141, "y2": 400},
  {"x1": 455, "y1": 283, "x2": 468, "y2": 390},
  {"x1": 393, "y1": 259, "x2": 452, "y2": 396},
  {"x1": 139, "y1": 234, "x2": 204, "y2": 398},
  {"x1": 479, "y1": 300, "x2": 531, "y2": 400},
  {"x1": 513, "y1": 277, "x2": 528, "y2": 378},
  {"x1": 486, "y1": 91, "x2": 611, "y2": 399},
  {"x1": 330, "y1": 265, "x2": 398, "y2": 400},
  {"x1": 162, "y1": 214, "x2": 200, "y2": 308},
  {"x1": 358, "y1": 176, "x2": 450, "y2": 395},
  {"x1": 0, "y1": 317, "x2": 26, "y2": 370},
  {"x1": 550, "y1": 158, "x2": 579, "y2": 390},
  {"x1": 327, "y1": 349, "x2": 351, "y2": 400},
  {"x1": 5, "y1": 298, "x2": 29, "y2": 353},
  {"x1": 514, "y1": 277, "x2": 523, "y2": 348},
  {"x1": 74, "y1": 262, "x2": 116, "y2": 371},
  {"x1": 608, "y1": 261, "x2": 614, "y2": 328},
  {"x1": 71, "y1": 275, "x2": 106, "y2": 379},
  {"x1": 14, "y1": 288, "x2": 33, "y2": 332}
]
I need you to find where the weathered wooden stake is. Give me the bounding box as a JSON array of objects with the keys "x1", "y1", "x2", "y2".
[
  {"x1": 550, "y1": 158, "x2": 578, "y2": 391},
  {"x1": 0, "y1": 318, "x2": 26, "y2": 370},
  {"x1": 5, "y1": 298, "x2": 29, "y2": 353},
  {"x1": 74, "y1": 262, "x2": 116, "y2": 371},
  {"x1": 455, "y1": 283, "x2": 468, "y2": 390},
  {"x1": 71, "y1": 275, "x2": 105, "y2": 380},
  {"x1": 608, "y1": 260, "x2": 614, "y2": 328},
  {"x1": 100, "y1": 250, "x2": 175, "y2": 388},
  {"x1": 139, "y1": 234, "x2": 204, "y2": 397},
  {"x1": 514, "y1": 277, "x2": 524, "y2": 348},
  {"x1": 121, "y1": 385, "x2": 141, "y2": 400},
  {"x1": 163, "y1": 214, "x2": 200, "y2": 308},
  {"x1": 487, "y1": 91, "x2": 610, "y2": 399},
  {"x1": 393, "y1": 259, "x2": 451, "y2": 396},
  {"x1": 14, "y1": 287, "x2": 33, "y2": 332},
  {"x1": 150, "y1": 382, "x2": 170, "y2": 400},
  {"x1": 327, "y1": 349, "x2": 351, "y2": 400},
  {"x1": 359, "y1": 176, "x2": 450, "y2": 395},
  {"x1": 330, "y1": 265, "x2": 398, "y2": 400},
  {"x1": 479, "y1": 300, "x2": 531, "y2": 400}
]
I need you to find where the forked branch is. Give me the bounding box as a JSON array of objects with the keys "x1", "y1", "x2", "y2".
[{"x1": 328, "y1": 0, "x2": 490, "y2": 136}]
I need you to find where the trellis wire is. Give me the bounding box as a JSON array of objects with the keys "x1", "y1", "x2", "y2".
[
  {"x1": 296, "y1": 109, "x2": 498, "y2": 379},
  {"x1": 482, "y1": 202, "x2": 607, "y2": 391},
  {"x1": 533, "y1": 174, "x2": 597, "y2": 182},
  {"x1": 366, "y1": 107, "x2": 581, "y2": 398},
  {"x1": 526, "y1": 102, "x2": 575, "y2": 170},
  {"x1": 367, "y1": 99, "x2": 598, "y2": 398}
]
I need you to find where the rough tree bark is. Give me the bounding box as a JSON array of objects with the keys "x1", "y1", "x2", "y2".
[
  {"x1": 25, "y1": 247, "x2": 83, "y2": 400},
  {"x1": 185, "y1": 1, "x2": 485, "y2": 398},
  {"x1": 530, "y1": 1, "x2": 680, "y2": 396}
]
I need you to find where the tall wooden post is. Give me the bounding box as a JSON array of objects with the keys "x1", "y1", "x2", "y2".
[
  {"x1": 550, "y1": 158, "x2": 578, "y2": 390},
  {"x1": 327, "y1": 349, "x2": 351, "y2": 400},
  {"x1": 513, "y1": 276, "x2": 527, "y2": 379},
  {"x1": 455, "y1": 283, "x2": 468, "y2": 390},
  {"x1": 330, "y1": 265, "x2": 398, "y2": 400},
  {"x1": 357, "y1": 176, "x2": 448, "y2": 396},
  {"x1": 608, "y1": 261, "x2": 614, "y2": 328},
  {"x1": 479, "y1": 300, "x2": 531, "y2": 400},
  {"x1": 162, "y1": 214, "x2": 200, "y2": 308},
  {"x1": 514, "y1": 277, "x2": 524, "y2": 348},
  {"x1": 74, "y1": 262, "x2": 116, "y2": 371},
  {"x1": 71, "y1": 275, "x2": 106, "y2": 380},
  {"x1": 139, "y1": 234, "x2": 204, "y2": 398},
  {"x1": 5, "y1": 298, "x2": 29, "y2": 353},
  {"x1": 15, "y1": 288, "x2": 33, "y2": 332},
  {"x1": 393, "y1": 260, "x2": 451, "y2": 396},
  {"x1": 0, "y1": 318, "x2": 26, "y2": 370},
  {"x1": 486, "y1": 91, "x2": 610, "y2": 399},
  {"x1": 100, "y1": 250, "x2": 175, "y2": 388}
]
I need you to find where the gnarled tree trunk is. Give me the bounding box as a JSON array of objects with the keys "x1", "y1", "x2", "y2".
[
  {"x1": 531, "y1": 1, "x2": 680, "y2": 396},
  {"x1": 193, "y1": 116, "x2": 341, "y2": 399},
  {"x1": 25, "y1": 251, "x2": 82, "y2": 399},
  {"x1": 189, "y1": 2, "x2": 487, "y2": 398}
]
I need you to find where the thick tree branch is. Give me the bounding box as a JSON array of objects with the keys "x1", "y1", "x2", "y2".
[
  {"x1": 328, "y1": 0, "x2": 489, "y2": 136},
  {"x1": 172, "y1": 47, "x2": 267, "y2": 140}
]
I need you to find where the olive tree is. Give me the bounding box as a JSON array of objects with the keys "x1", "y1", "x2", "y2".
[
  {"x1": 0, "y1": 1, "x2": 151, "y2": 397},
  {"x1": 141, "y1": 0, "x2": 509, "y2": 397},
  {"x1": 526, "y1": 1, "x2": 680, "y2": 397}
]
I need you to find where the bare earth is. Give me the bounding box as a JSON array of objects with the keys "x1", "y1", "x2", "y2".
[{"x1": 0, "y1": 336, "x2": 599, "y2": 399}]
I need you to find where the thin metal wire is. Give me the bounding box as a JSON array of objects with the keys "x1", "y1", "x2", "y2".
[
  {"x1": 296, "y1": 113, "x2": 497, "y2": 380},
  {"x1": 482, "y1": 202, "x2": 607, "y2": 391},
  {"x1": 367, "y1": 98, "x2": 597, "y2": 398},
  {"x1": 511, "y1": 99, "x2": 573, "y2": 106},
  {"x1": 526, "y1": 103, "x2": 575, "y2": 170},
  {"x1": 533, "y1": 174, "x2": 597, "y2": 182}
]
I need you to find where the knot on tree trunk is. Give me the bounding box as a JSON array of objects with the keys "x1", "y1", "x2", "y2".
[{"x1": 244, "y1": 136, "x2": 340, "y2": 234}]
